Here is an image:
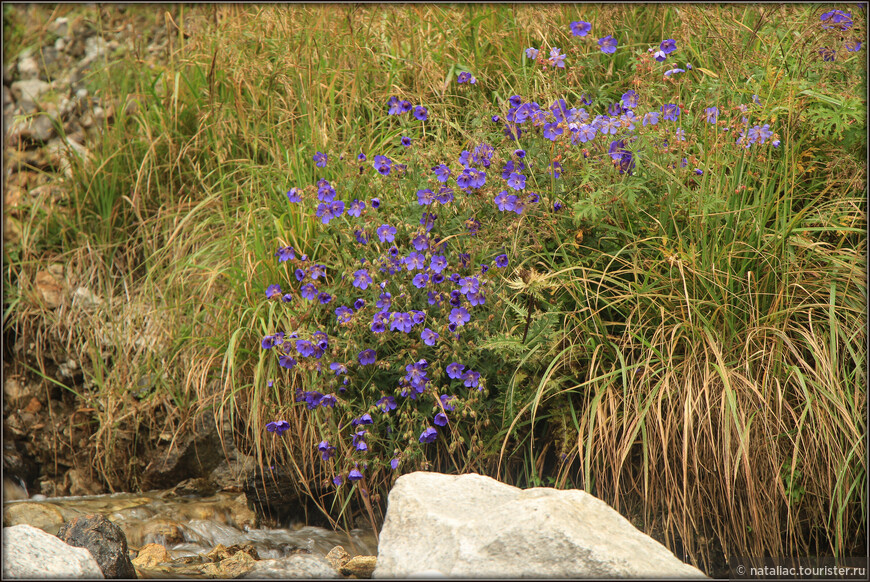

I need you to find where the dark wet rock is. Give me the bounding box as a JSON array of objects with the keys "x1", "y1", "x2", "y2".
[
  {"x1": 242, "y1": 465, "x2": 333, "y2": 528},
  {"x1": 3, "y1": 524, "x2": 104, "y2": 579},
  {"x1": 140, "y1": 412, "x2": 224, "y2": 490},
  {"x1": 57, "y1": 514, "x2": 137, "y2": 579},
  {"x1": 3, "y1": 420, "x2": 40, "y2": 492}
]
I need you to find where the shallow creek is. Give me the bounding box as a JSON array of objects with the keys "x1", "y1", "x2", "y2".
[{"x1": 4, "y1": 490, "x2": 377, "y2": 578}]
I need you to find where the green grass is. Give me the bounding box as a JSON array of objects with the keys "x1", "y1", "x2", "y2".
[{"x1": 3, "y1": 3, "x2": 865, "y2": 574}]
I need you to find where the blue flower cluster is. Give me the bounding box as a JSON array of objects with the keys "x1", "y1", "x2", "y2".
[
  {"x1": 816, "y1": 10, "x2": 863, "y2": 61},
  {"x1": 260, "y1": 12, "x2": 800, "y2": 486}
]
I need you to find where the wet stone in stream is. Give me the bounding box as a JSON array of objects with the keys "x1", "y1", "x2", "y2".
[{"x1": 3, "y1": 490, "x2": 378, "y2": 579}]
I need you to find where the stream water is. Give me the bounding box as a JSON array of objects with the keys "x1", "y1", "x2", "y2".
[{"x1": 3, "y1": 489, "x2": 378, "y2": 578}]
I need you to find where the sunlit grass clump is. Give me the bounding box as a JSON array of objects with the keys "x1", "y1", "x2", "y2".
[{"x1": 3, "y1": 4, "x2": 864, "y2": 574}]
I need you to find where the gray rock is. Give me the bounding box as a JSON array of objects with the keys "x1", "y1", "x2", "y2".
[
  {"x1": 50, "y1": 17, "x2": 70, "y2": 39},
  {"x1": 80, "y1": 36, "x2": 108, "y2": 68},
  {"x1": 374, "y1": 472, "x2": 709, "y2": 579},
  {"x1": 241, "y1": 555, "x2": 339, "y2": 578},
  {"x1": 9, "y1": 112, "x2": 57, "y2": 143},
  {"x1": 17, "y1": 52, "x2": 40, "y2": 80},
  {"x1": 2, "y1": 523, "x2": 104, "y2": 579},
  {"x1": 57, "y1": 514, "x2": 137, "y2": 579},
  {"x1": 10, "y1": 79, "x2": 51, "y2": 113}
]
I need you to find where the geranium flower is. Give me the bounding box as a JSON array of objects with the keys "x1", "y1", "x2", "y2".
[
  {"x1": 661, "y1": 104, "x2": 680, "y2": 121},
  {"x1": 358, "y1": 349, "x2": 377, "y2": 366},
  {"x1": 642, "y1": 111, "x2": 660, "y2": 126},
  {"x1": 300, "y1": 283, "x2": 318, "y2": 300},
  {"x1": 705, "y1": 106, "x2": 719, "y2": 124},
  {"x1": 353, "y1": 269, "x2": 372, "y2": 290},
  {"x1": 412, "y1": 273, "x2": 429, "y2": 289},
  {"x1": 309, "y1": 264, "x2": 326, "y2": 280},
  {"x1": 373, "y1": 155, "x2": 392, "y2": 175},
  {"x1": 430, "y1": 255, "x2": 448, "y2": 273},
  {"x1": 463, "y1": 370, "x2": 481, "y2": 389},
  {"x1": 266, "y1": 420, "x2": 291, "y2": 435},
  {"x1": 436, "y1": 187, "x2": 454, "y2": 204},
  {"x1": 506, "y1": 172, "x2": 526, "y2": 190},
  {"x1": 275, "y1": 246, "x2": 295, "y2": 262},
  {"x1": 414, "y1": 105, "x2": 428, "y2": 120},
  {"x1": 419, "y1": 427, "x2": 438, "y2": 443},
  {"x1": 598, "y1": 35, "x2": 618, "y2": 54},
  {"x1": 575, "y1": 124, "x2": 597, "y2": 142},
  {"x1": 660, "y1": 39, "x2": 677, "y2": 54},
  {"x1": 432, "y1": 164, "x2": 451, "y2": 183},
  {"x1": 417, "y1": 189, "x2": 435, "y2": 206},
  {"x1": 377, "y1": 224, "x2": 397, "y2": 243},
  {"x1": 543, "y1": 122, "x2": 564, "y2": 141},
  {"x1": 525, "y1": 47, "x2": 539, "y2": 59},
  {"x1": 449, "y1": 307, "x2": 471, "y2": 326},
  {"x1": 377, "y1": 395, "x2": 397, "y2": 412},
  {"x1": 446, "y1": 362, "x2": 466, "y2": 380},
  {"x1": 549, "y1": 47, "x2": 566, "y2": 68},
  {"x1": 570, "y1": 21, "x2": 591, "y2": 37},
  {"x1": 348, "y1": 199, "x2": 365, "y2": 217},
  {"x1": 820, "y1": 9, "x2": 853, "y2": 31},
  {"x1": 313, "y1": 151, "x2": 327, "y2": 167},
  {"x1": 266, "y1": 284, "x2": 283, "y2": 300},
  {"x1": 421, "y1": 327, "x2": 439, "y2": 346},
  {"x1": 318, "y1": 441, "x2": 335, "y2": 461},
  {"x1": 621, "y1": 90, "x2": 639, "y2": 110},
  {"x1": 335, "y1": 306, "x2": 353, "y2": 324},
  {"x1": 286, "y1": 187, "x2": 302, "y2": 203},
  {"x1": 404, "y1": 252, "x2": 426, "y2": 271}
]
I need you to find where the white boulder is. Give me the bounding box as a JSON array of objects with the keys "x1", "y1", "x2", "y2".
[
  {"x1": 2, "y1": 524, "x2": 104, "y2": 579},
  {"x1": 374, "y1": 472, "x2": 708, "y2": 579}
]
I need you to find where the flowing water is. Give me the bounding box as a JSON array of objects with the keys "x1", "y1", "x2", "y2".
[{"x1": 4, "y1": 489, "x2": 377, "y2": 578}]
